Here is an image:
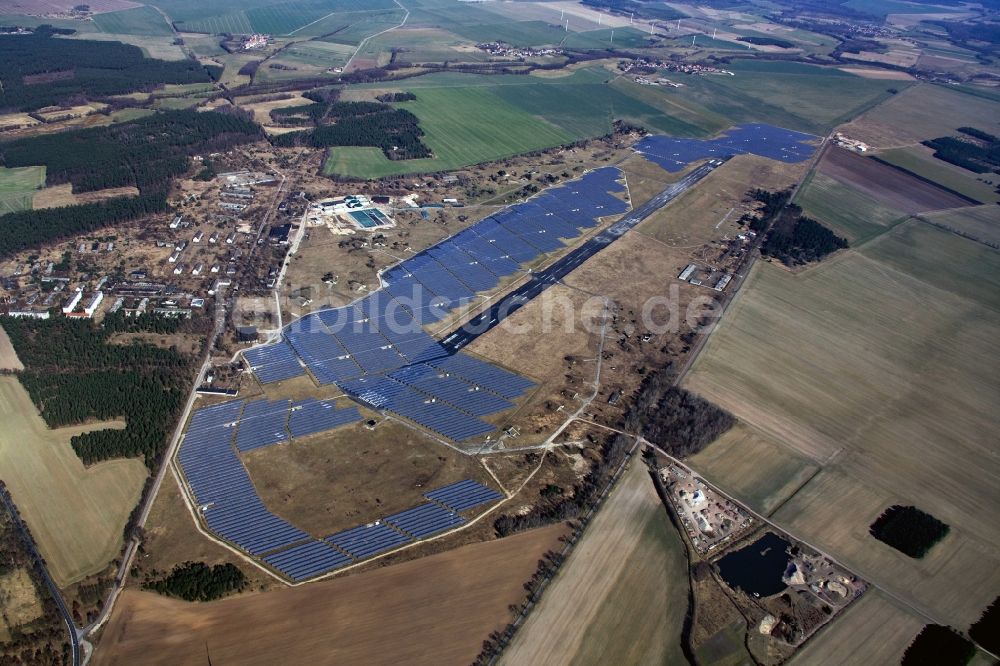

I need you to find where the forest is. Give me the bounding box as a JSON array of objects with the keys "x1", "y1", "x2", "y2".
[
  {"x1": 901, "y1": 625, "x2": 975, "y2": 666},
  {"x1": 144, "y1": 562, "x2": 247, "y2": 602},
  {"x1": 0, "y1": 193, "x2": 166, "y2": 259},
  {"x1": 0, "y1": 110, "x2": 263, "y2": 194},
  {"x1": 761, "y1": 213, "x2": 848, "y2": 265},
  {"x1": 970, "y1": 597, "x2": 1000, "y2": 654},
  {"x1": 0, "y1": 32, "x2": 217, "y2": 112},
  {"x1": 0, "y1": 314, "x2": 196, "y2": 466},
  {"x1": 924, "y1": 127, "x2": 1000, "y2": 174},
  {"x1": 0, "y1": 110, "x2": 262, "y2": 257},
  {"x1": 271, "y1": 100, "x2": 431, "y2": 160},
  {"x1": 622, "y1": 363, "x2": 735, "y2": 457},
  {"x1": 869, "y1": 505, "x2": 950, "y2": 559}
]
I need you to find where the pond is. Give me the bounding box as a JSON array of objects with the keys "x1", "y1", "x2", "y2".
[{"x1": 716, "y1": 531, "x2": 792, "y2": 598}]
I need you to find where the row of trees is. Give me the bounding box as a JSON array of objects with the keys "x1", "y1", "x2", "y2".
[
  {"x1": 0, "y1": 32, "x2": 216, "y2": 112},
  {"x1": 144, "y1": 562, "x2": 247, "y2": 602},
  {"x1": 1, "y1": 315, "x2": 196, "y2": 467}
]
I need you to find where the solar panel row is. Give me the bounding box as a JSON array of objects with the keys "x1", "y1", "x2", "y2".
[
  {"x1": 235, "y1": 399, "x2": 291, "y2": 452},
  {"x1": 635, "y1": 124, "x2": 817, "y2": 173},
  {"x1": 384, "y1": 502, "x2": 465, "y2": 538},
  {"x1": 389, "y1": 364, "x2": 514, "y2": 417},
  {"x1": 288, "y1": 399, "x2": 362, "y2": 439},
  {"x1": 326, "y1": 522, "x2": 412, "y2": 560},
  {"x1": 261, "y1": 540, "x2": 352, "y2": 581},
  {"x1": 341, "y1": 375, "x2": 496, "y2": 442},
  {"x1": 243, "y1": 341, "x2": 305, "y2": 384},
  {"x1": 425, "y1": 479, "x2": 503, "y2": 512}
]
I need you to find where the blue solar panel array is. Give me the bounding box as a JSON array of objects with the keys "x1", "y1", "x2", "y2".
[
  {"x1": 243, "y1": 341, "x2": 305, "y2": 384},
  {"x1": 289, "y1": 399, "x2": 361, "y2": 439},
  {"x1": 384, "y1": 502, "x2": 465, "y2": 538},
  {"x1": 235, "y1": 399, "x2": 291, "y2": 452},
  {"x1": 262, "y1": 540, "x2": 352, "y2": 582},
  {"x1": 326, "y1": 522, "x2": 412, "y2": 559},
  {"x1": 425, "y1": 479, "x2": 504, "y2": 512},
  {"x1": 635, "y1": 124, "x2": 818, "y2": 172},
  {"x1": 241, "y1": 168, "x2": 627, "y2": 441},
  {"x1": 178, "y1": 401, "x2": 310, "y2": 556}
]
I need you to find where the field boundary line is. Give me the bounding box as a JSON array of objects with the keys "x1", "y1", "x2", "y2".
[{"x1": 343, "y1": 0, "x2": 410, "y2": 70}]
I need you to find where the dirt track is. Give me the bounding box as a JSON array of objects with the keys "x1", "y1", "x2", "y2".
[{"x1": 94, "y1": 525, "x2": 565, "y2": 666}]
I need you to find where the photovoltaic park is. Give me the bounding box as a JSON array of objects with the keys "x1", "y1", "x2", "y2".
[{"x1": 242, "y1": 167, "x2": 629, "y2": 443}]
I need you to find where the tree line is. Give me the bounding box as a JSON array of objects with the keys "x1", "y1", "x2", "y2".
[
  {"x1": 1, "y1": 315, "x2": 196, "y2": 467},
  {"x1": 741, "y1": 189, "x2": 847, "y2": 266},
  {"x1": 144, "y1": 562, "x2": 247, "y2": 602},
  {"x1": 0, "y1": 32, "x2": 217, "y2": 113}
]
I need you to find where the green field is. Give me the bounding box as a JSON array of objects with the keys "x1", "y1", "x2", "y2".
[
  {"x1": 93, "y1": 6, "x2": 174, "y2": 36},
  {"x1": 923, "y1": 206, "x2": 1000, "y2": 247},
  {"x1": 795, "y1": 171, "x2": 908, "y2": 243},
  {"x1": 327, "y1": 67, "x2": 737, "y2": 178},
  {"x1": 0, "y1": 166, "x2": 45, "y2": 215},
  {"x1": 325, "y1": 84, "x2": 574, "y2": 178},
  {"x1": 165, "y1": 0, "x2": 398, "y2": 35},
  {"x1": 878, "y1": 146, "x2": 1000, "y2": 204},
  {"x1": 671, "y1": 60, "x2": 901, "y2": 134}
]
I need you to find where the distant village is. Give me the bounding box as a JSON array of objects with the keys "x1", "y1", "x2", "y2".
[
  {"x1": 618, "y1": 58, "x2": 734, "y2": 76},
  {"x1": 476, "y1": 41, "x2": 562, "y2": 58}
]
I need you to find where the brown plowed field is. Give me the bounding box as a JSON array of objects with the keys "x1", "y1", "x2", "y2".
[
  {"x1": 819, "y1": 147, "x2": 972, "y2": 213},
  {"x1": 94, "y1": 525, "x2": 566, "y2": 666}
]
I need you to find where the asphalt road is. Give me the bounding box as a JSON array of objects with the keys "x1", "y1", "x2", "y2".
[
  {"x1": 0, "y1": 485, "x2": 81, "y2": 666},
  {"x1": 440, "y1": 159, "x2": 726, "y2": 352}
]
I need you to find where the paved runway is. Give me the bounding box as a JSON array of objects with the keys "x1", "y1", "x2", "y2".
[{"x1": 440, "y1": 158, "x2": 725, "y2": 352}]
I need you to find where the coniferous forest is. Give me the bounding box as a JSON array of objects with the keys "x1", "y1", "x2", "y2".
[
  {"x1": 1, "y1": 314, "x2": 197, "y2": 467},
  {"x1": 0, "y1": 31, "x2": 217, "y2": 113},
  {"x1": 0, "y1": 110, "x2": 262, "y2": 258}
]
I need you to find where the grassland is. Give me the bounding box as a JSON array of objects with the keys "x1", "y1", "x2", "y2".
[
  {"x1": 0, "y1": 377, "x2": 147, "y2": 587},
  {"x1": 684, "y1": 221, "x2": 1000, "y2": 627},
  {"x1": 0, "y1": 166, "x2": 45, "y2": 215},
  {"x1": 500, "y1": 462, "x2": 689, "y2": 665},
  {"x1": 241, "y1": 419, "x2": 492, "y2": 537},
  {"x1": 94, "y1": 524, "x2": 566, "y2": 665},
  {"x1": 795, "y1": 171, "x2": 907, "y2": 243}
]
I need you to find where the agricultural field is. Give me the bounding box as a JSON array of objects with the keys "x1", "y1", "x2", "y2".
[
  {"x1": 922, "y1": 205, "x2": 1000, "y2": 247},
  {"x1": 794, "y1": 171, "x2": 907, "y2": 244},
  {"x1": 158, "y1": 0, "x2": 399, "y2": 36},
  {"x1": 92, "y1": 6, "x2": 173, "y2": 35},
  {"x1": 662, "y1": 60, "x2": 900, "y2": 135},
  {"x1": 0, "y1": 166, "x2": 45, "y2": 215},
  {"x1": 324, "y1": 83, "x2": 575, "y2": 178},
  {"x1": 0, "y1": 325, "x2": 24, "y2": 371},
  {"x1": 840, "y1": 84, "x2": 1000, "y2": 149},
  {"x1": 687, "y1": 423, "x2": 818, "y2": 516},
  {"x1": 93, "y1": 524, "x2": 566, "y2": 665},
  {"x1": 0, "y1": 377, "x2": 147, "y2": 586},
  {"x1": 684, "y1": 219, "x2": 1000, "y2": 627},
  {"x1": 791, "y1": 591, "x2": 924, "y2": 666},
  {"x1": 877, "y1": 145, "x2": 1000, "y2": 204},
  {"x1": 500, "y1": 461, "x2": 689, "y2": 665}
]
